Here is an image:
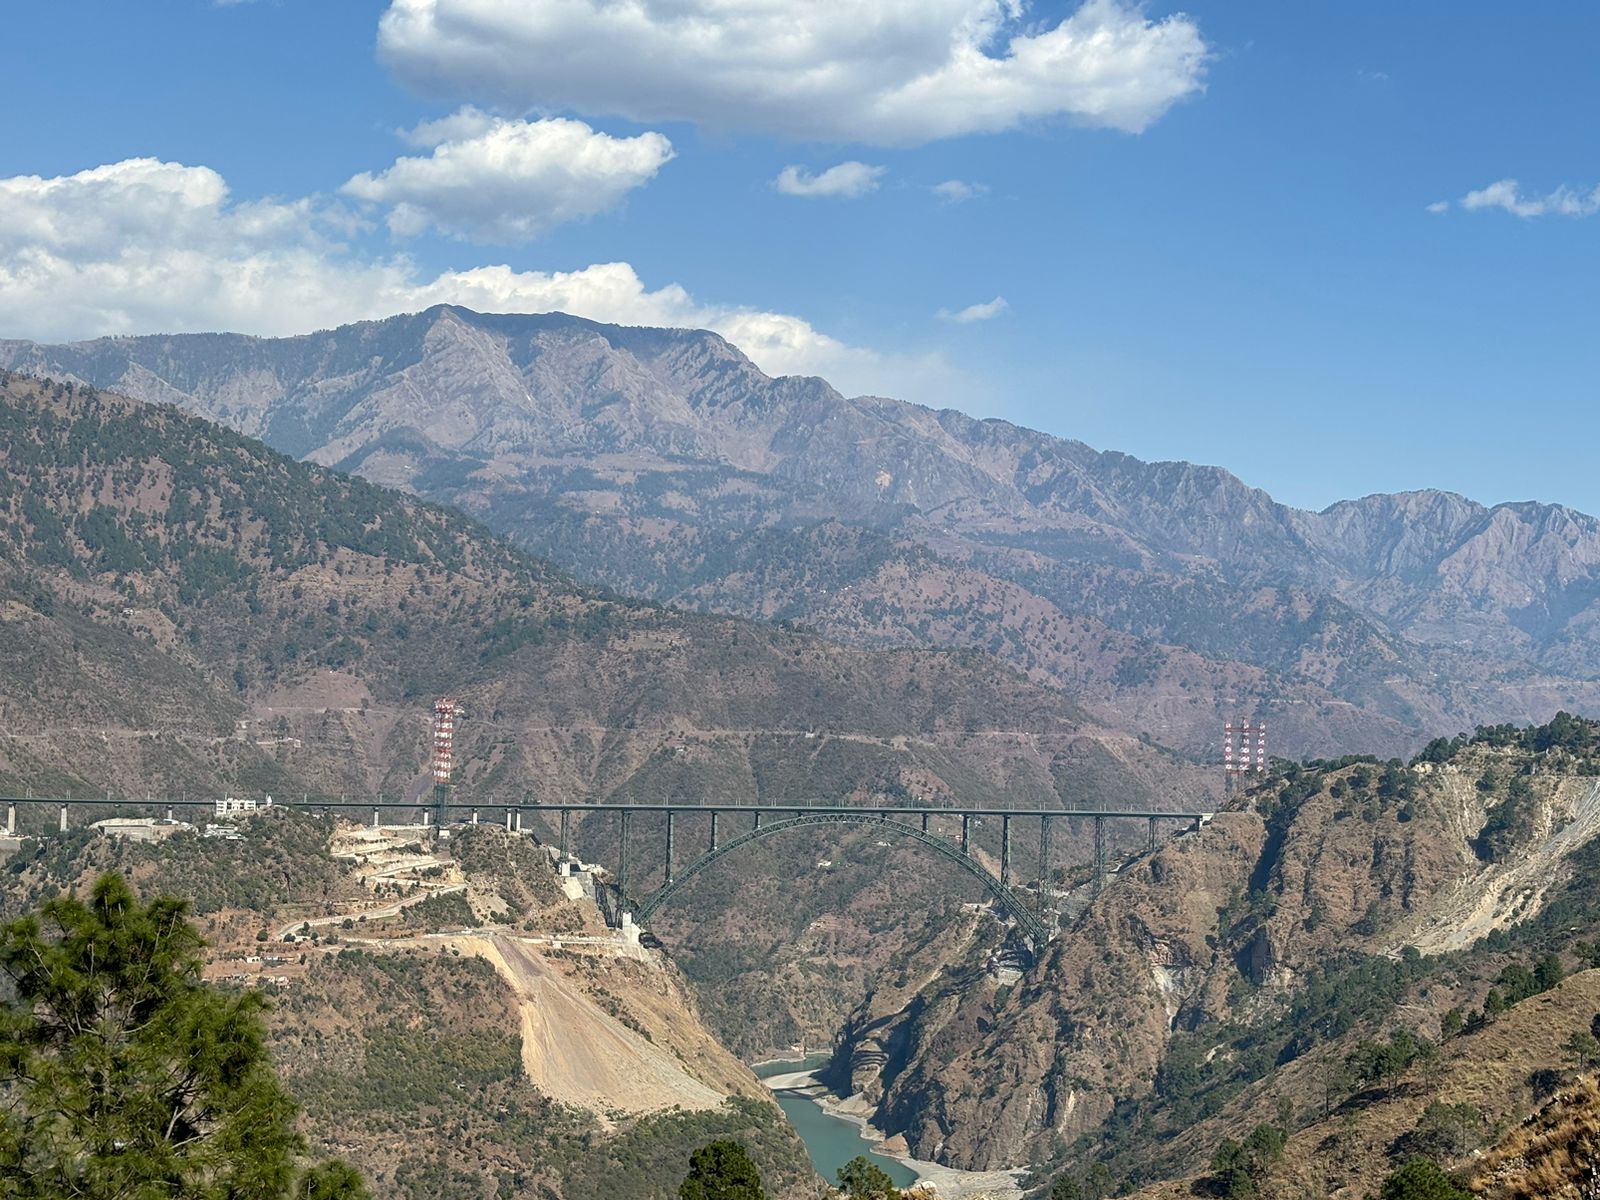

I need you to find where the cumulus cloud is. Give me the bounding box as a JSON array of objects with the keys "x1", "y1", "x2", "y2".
[
  {"x1": 938, "y1": 296, "x2": 1009, "y2": 323},
  {"x1": 0, "y1": 157, "x2": 949, "y2": 399},
  {"x1": 1451, "y1": 178, "x2": 1600, "y2": 219},
  {"x1": 377, "y1": 0, "x2": 1209, "y2": 146},
  {"x1": 932, "y1": 179, "x2": 987, "y2": 203},
  {"x1": 342, "y1": 108, "x2": 673, "y2": 241},
  {"x1": 773, "y1": 162, "x2": 885, "y2": 199}
]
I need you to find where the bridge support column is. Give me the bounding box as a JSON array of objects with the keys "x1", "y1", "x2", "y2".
[
  {"x1": 559, "y1": 809, "x2": 569, "y2": 859},
  {"x1": 619, "y1": 811, "x2": 631, "y2": 894},
  {"x1": 754, "y1": 811, "x2": 764, "y2": 830},
  {"x1": 1038, "y1": 816, "x2": 1051, "y2": 911},
  {"x1": 1094, "y1": 816, "x2": 1106, "y2": 895},
  {"x1": 166, "y1": 806, "x2": 174, "y2": 823},
  {"x1": 6, "y1": 803, "x2": 14, "y2": 835},
  {"x1": 1148, "y1": 816, "x2": 1158, "y2": 854},
  {"x1": 59, "y1": 804, "x2": 68, "y2": 833},
  {"x1": 422, "y1": 810, "x2": 431, "y2": 827},
  {"x1": 961, "y1": 813, "x2": 970, "y2": 855},
  {"x1": 1001, "y1": 815, "x2": 1011, "y2": 886},
  {"x1": 372, "y1": 808, "x2": 379, "y2": 828},
  {"x1": 921, "y1": 812, "x2": 929, "y2": 833},
  {"x1": 471, "y1": 809, "x2": 479, "y2": 825},
  {"x1": 665, "y1": 810, "x2": 675, "y2": 884},
  {"x1": 710, "y1": 810, "x2": 719, "y2": 852},
  {"x1": 515, "y1": 810, "x2": 523, "y2": 833}
]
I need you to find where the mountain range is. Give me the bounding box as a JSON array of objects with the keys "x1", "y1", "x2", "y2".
[
  {"x1": 6, "y1": 321, "x2": 1600, "y2": 1198},
  {"x1": 6, "y1": 306, "x2": 1600, "y2": 760},
  {"x1": 0, "y1": 367, "x2": 1207, "y2": 1059}
]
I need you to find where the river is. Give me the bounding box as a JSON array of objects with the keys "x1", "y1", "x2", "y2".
[{"x1": 752, "y1": 1057, "x2": 918, "y2": 1189}]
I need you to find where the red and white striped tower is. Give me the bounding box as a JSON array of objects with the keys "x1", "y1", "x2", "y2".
[
  {"x1": 1224, "y1": 719, "x2": 1268, "y2": 787},
  {"x1": 432, "y1": 698, "x2": 457, "y2": 823},
  {"x1": 432, "y1": 698, "x2": 456, "y2": 785}
]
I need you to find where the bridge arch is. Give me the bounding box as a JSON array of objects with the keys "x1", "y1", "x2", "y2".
[{"x1": 632, "y1": 811, "x2": 1051, "y2": 951}]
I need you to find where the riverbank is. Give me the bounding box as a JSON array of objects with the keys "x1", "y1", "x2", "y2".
[{"x1": 759, "y1": 1065, "x2": 1025, "y2": 1200}]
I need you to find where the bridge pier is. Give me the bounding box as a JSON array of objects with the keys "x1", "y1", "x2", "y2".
[
  {"x1": 422, "y1": 810, "x2": 431, "y2": 827},
  {"x1": 559, "y1": 809, "x2": 569, "y2": 858},
  {"x1": 515, "y1": 810, "x2": 523, "y2": 833},
  {"x1": 5, "y1": 803, "x2": 13, "y2": 836},
  {"x1": 1001, "y1": 815, "x2": 1011, "y2": 885},
  {"x1": 506, "y1": 809, "x2": 514, "y2": 831},
  {"x1": 1149, "y1": 816, "x2": 1158, "y2": 853},
  {"x1": 961, "y1": 813, "x2": 970, "y2": 855},
  {"x1": 619, "y1": 810, "x2": 631, "y2": 893},
  {"x1": 471, "y1": 809, "x2": 479, "y2": 825},
  {"x1": 1038, "y1": 815, "x2": 1051, "y2": 910},
  {"x1": 59, "y1": 804, "x2": 68, "y2": 833},
  {"x1": 709, "y1": 810, "x2": 719, "y2": 851},
  {"x1": 753, "y1": 810, "x2": 764, "y2": 830},
  {"x1": 921, "y1": 811, "x2": 929, "y2": 833},
  {"x1": 665, "y1": 810, "x2": 676, "y2": 884},
  {"x1": 1094, "y1": 816, "x2": 1106, "y2": 894}
]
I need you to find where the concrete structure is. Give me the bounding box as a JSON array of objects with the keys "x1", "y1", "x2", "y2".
[
  {"x1": 215, "y1": 795, "x2": 273, "y2": 818},
  {"x1": 91, "y1": 817, "x2": 193, "y2": 843}
]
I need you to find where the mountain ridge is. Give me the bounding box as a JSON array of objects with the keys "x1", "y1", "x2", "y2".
[{"x1": 7, "y1": 306, "x2": 1600, "y2": 761}]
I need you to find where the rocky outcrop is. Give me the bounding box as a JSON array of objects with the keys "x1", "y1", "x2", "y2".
[
  {"x1": 853, "y1": 735, "x2": 1600, "y2": 1173},
  {"x1": 850, "y1": 813, "x2": 1266, "y2": 1169}
]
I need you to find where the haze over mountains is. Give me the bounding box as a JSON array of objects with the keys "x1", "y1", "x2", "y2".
[{"x1": 9, "y1": 306, "x2": 1598, "y2": 760}]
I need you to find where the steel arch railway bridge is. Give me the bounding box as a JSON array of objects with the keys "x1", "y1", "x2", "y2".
[{"x1": 2, "y1": 795, "x2": 1213, "y2": 958}]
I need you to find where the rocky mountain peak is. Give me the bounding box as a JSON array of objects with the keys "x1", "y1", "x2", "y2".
[{"x1": 5, "y1": 307, "x2": 1600, "y2": 758}]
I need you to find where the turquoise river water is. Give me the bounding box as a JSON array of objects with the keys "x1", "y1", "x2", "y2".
[{"x1": 753, "y1": 1058, "x2": 918, "y2": 1189}]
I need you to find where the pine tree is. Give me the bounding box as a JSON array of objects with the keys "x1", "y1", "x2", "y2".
[
  {"x1": 1379, "y1": 1157, "x2": 1472, "y2": 1200},
  {"x1": 0, "y1": 873, "x2": 368, "y2": 1200},
  {"x1": 679, "y1": 1139, "x2": 767, "y2": 1200},
  {"x1": 836, "y1": 1156, "x2": 901, "y2": 1200}
]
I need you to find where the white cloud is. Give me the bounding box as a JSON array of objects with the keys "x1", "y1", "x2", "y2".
[
  {"x1": 773, "y1": 162, "x2": 885, "y2": 199},
  {"x1": 933, "y1": 179, "x2": 987, "y2": 203},
  {"x1": 939, "y1": 296, "x2": 1009, "y2": 323},
  {"x1": 342, "y1": 108, "x2": 673, "y2": 241},
  {"x1": 377, "y1": 0, "x2": 1209, "y2": 146},
  {"x1": 399, "y1": 106, "x2": 498, "y2": 147},
  {"x1": 1424, "y1": 200, "x2": 1449, "y2": 215},
  {"x1": 1455, "y1": 178, "x2": 1600, "y2": 219},
  {"x1": 0, "y1": 157, "x2": 950, "y2": 400}
]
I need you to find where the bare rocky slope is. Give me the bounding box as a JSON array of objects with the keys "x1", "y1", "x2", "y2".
[
  {"x1": 0, "y1": 814, "x2": 818, "y2": 1200},
  {"x1": 822, "y1": 716, "x2": 1600, "y2": 1195},
  {"x1": 7, "y1": 307, "x2": 1600, "y2": 759}
]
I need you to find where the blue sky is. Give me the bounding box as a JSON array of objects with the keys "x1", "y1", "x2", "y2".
[{"x1": 3, "y1": 1, "x2": 1598, "y2": 515}]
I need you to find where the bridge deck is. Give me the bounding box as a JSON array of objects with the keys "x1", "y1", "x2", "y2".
[{"x1": 0, "y1": 796, "x2": 1211, "y2": 821}]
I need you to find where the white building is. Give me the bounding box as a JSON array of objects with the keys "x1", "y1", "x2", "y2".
[{"x1": 215, "y1": 795, "x2": 273, "y2": 818}]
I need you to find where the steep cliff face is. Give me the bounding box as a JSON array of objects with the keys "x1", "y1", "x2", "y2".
[
  {"x1": 10, "y1": 308, "x2": 1600, "y2": 759},
  {"x1": 862, "y1": 813, "x2": 1266, "y2": 1169},
  {"x1": 840, "y1": 721, "x2": 1600, "y2": 1174}
]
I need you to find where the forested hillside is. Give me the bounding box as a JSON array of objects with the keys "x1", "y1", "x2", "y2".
[{"x1": 0, "y1": 370, "x2": 1216, "y2": 1056}]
